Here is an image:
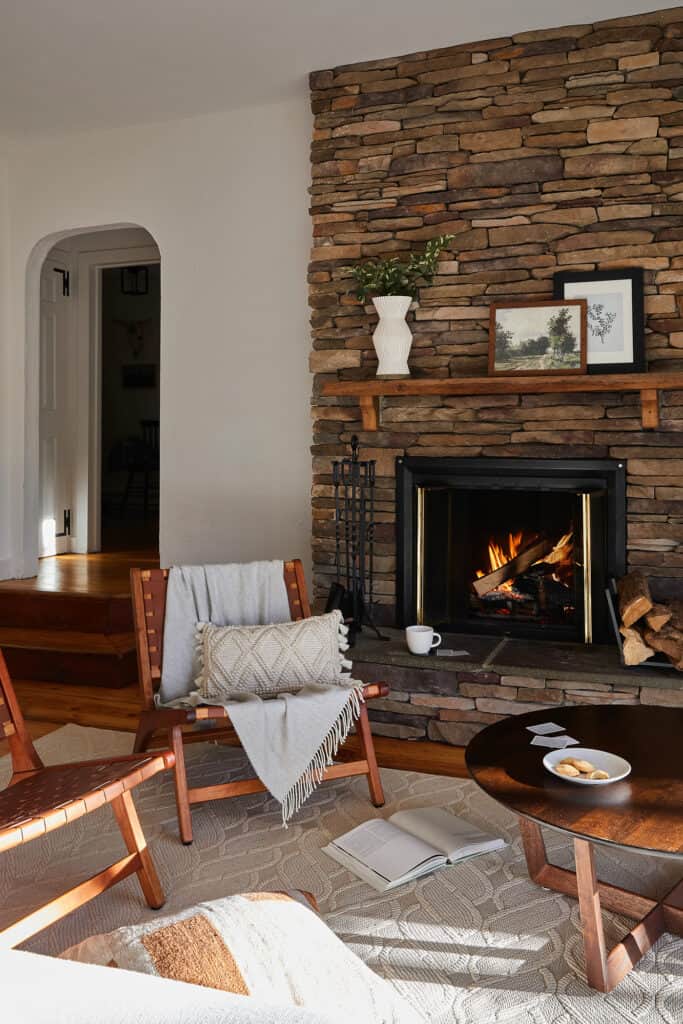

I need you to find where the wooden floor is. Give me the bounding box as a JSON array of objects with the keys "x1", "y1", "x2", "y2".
[
  {"x1": 3, "y1": 680, "x2": 468, "y2": 778},
  {"x1": 0, "y1": 549, "x2": 159, "y2": 597},
  {"x1": 341, "y1": 734, "x2": 467, "y2": 777}
]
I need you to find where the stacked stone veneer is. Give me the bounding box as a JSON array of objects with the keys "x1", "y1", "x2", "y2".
[
  {"x1": 351, "y1": 654, "x2": 683, "y2": 744},
  {"x1": 308, "y1": 8, "x2": 683, "y2": 738}
]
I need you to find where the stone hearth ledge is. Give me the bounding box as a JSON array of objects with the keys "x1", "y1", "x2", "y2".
[{"x1": 350, "y1": 630, "x2": 683, "y2": 746}]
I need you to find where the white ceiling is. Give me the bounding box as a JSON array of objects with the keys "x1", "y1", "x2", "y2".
[{"x1": 0, "y1": 0, "x2": 662, "y2": 137}]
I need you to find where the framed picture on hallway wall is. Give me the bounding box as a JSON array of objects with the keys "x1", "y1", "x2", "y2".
[
  {"x1": 553, "y1": 269, "x2": 645, "y2": 374},
  {"x1": 488, "y1": 299, "x2": 587, "y2": 377}
]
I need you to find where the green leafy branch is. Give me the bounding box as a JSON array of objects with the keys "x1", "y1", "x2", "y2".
[{"x1": 347, "y1": 234, "x2": 454, "y2": 303}]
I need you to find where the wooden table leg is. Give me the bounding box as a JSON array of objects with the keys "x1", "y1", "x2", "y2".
[
  {"x1": 574, "y1": 838, "x2": 610, "y2": 992},
  {"x1": 518, "y1": 818, "x2": 678, "y2": 992},
  {"x1": 518, "y1": 817, "x2": 548, "y2": 882}
]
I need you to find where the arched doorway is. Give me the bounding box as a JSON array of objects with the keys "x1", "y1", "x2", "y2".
[{"x1": 26, "y1": 225, "x2": 161, "y2": 563}]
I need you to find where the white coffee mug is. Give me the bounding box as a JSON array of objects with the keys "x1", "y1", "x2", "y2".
[{"x1": 405, "y1": 625, "x2": 442, "y2": 655}]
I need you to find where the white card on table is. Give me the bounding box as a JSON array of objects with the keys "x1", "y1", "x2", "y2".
[
  {"x1": 526, "y1": 722, "x2": 565, "y2": 735},
  {"x1": 436, "y1": 649, "x2": 469, "y2": 657},
  {"x1": 530, "y1": 734, "x2": 579, "y2": 749}
]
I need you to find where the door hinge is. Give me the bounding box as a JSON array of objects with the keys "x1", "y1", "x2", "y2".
[
  {"x1": 55, "y1": 509, "x2": 71, "y2": 537},
  {"x1": 53, "y1": 268, "x2": 70, "y2": 297}
]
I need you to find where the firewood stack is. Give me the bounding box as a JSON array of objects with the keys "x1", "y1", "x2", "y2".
[{"x1": 617, "y1": 571, "x2": 683, "y2": 670}]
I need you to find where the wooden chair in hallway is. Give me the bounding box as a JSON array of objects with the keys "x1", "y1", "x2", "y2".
[
  {"x1": 130, "y1": 560, "x2": 388, "y2": 844},
  {"x1": 0, "y1": 649, "x2": 174, "y2": 949},
  {"x1": 119, "y1": 418, "x2": 160, "y2": 520}
]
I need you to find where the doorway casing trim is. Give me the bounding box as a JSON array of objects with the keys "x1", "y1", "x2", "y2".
[{"x1": 20, "y1": 224, "x2": 160, "y2": 580}]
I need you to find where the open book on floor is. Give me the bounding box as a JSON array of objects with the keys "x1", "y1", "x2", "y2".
[{"x1": 323, "y1": 806, "x2": 506, "y2": 893}]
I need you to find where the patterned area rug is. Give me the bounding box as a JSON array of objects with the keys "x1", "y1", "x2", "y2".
[{"x1": 1, "y1": 725, "x2": 682, "y2": 1023}]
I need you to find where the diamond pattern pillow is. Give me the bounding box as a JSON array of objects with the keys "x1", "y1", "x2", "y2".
[{"x1": 194, "y1": 609, "x2": 352, "y2": 700}]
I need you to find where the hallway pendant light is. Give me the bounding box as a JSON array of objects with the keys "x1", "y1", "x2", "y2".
[{"x1": 121, "y1": 266, "x2": 149, "y2": 295}]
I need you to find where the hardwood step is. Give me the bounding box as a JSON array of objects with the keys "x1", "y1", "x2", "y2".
[
  {"x1": 2, "y1": 648, "x2": 138, "y2": 688},
  {"x1": 0, "y1": 627, "x2": 135, "y2": 655},
  {"x1": 0, "y1": 590, "x2": 133, "y2": 633},
  {"x1": 0, "y1": 625, "x2": 138, "y2": 688}
]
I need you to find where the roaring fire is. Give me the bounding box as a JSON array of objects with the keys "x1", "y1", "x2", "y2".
[
  {"x1": 476, "y1": 531, "x2": 525, "y2": 579},
  {"x1": 475, "y1": 530, "x2": 574, "y2": 596}
]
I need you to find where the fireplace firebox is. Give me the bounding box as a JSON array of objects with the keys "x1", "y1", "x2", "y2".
[{"x1": 397, "y1": 457, "x2": 626, "y2": 643}]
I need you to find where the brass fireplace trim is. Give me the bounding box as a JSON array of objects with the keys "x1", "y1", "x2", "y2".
[
  {"x1": 581, "y1": 492, "x2": 593, "y2": 644},
  {"x1": 416, "y1": 483, "x2": 595, "y2": 642},
  {"x1": 416, "y1": 486, "x2": 425, "y2": 624}
]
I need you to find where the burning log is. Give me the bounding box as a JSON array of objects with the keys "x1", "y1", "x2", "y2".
[
  {"x1": 539, "y1": 575, "x2": 574, "y2": 611},
  {"x1": 472, "y1": 537, "x2": 554, "y2": 599},
  {"x1": 619, "y1": 626, "x2": 655, "y2": 666},
  {"x1": 542, "y1": 532, "x2": 574, "y2": 567},
  {"x1": 617, "y1": 571, "x2": 653, "y2": 628}
]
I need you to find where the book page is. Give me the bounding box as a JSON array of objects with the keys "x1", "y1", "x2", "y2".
[
  {"x1": 389, "y1": 807, "x2": 505, "y2": 862},
  {"x1": 332, "y1": 818, "x2": 443, "y2": 882}
]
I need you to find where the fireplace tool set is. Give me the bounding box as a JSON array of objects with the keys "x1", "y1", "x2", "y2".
[{"x1": 327, "y1": 436, "x2": 386, "y2": 644}]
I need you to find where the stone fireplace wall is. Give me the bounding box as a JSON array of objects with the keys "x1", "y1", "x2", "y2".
[{"x1": 308, "y1": 6, "x2": 683, "y2": 625}]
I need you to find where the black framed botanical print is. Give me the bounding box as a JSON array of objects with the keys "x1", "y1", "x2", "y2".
[{"x1": 553, "y1": 268, "x2": 645, "y2": 374}]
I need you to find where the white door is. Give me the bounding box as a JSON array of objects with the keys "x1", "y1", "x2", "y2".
[{"x1": 39, "y1": 258, "x2": 72, "y2": 556}]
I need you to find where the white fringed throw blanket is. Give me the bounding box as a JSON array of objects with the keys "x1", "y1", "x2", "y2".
[{"x1": 159, "y1": 561, "x2": 364, "y2": 824}]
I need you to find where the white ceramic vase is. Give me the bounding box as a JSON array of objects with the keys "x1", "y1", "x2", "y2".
[{"x1": 371, "y1": 295, "x2": 413, "y2": 377}]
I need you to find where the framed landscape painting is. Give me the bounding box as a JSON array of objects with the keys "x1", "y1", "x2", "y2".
[
  {"x1": 489, "y1": 299, "x2": 587, "y2": 376},
  {"x1": 553, "y1": 268, "x2": 645, "y2": 374}
]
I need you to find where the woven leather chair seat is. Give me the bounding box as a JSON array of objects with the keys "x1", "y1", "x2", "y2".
[
  {"x1": 0, "y1": 647, "x2": 174, "y2": 948},
  {"x1": 0, "y1": 752, "x2": 173, "y2": 853}
]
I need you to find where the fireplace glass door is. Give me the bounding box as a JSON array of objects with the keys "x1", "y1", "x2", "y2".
[
  {"x1": 398, "y1": 457, "x2": 626, "y2": 644},
  {"x1": 418, "y1": 487, "x2": 604, "y2": 641}
]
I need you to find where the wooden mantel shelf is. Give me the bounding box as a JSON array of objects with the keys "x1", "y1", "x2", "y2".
[{"x1": 322, "y1": 371, "x2": 683, "y2": 432}]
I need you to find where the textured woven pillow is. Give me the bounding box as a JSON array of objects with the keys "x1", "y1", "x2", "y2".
[
  {"x1": 61, "y1": 891, "x2": 419, "y2": 1024},
  {"x1": 194, "y1": 609, "x2": 352, "y2": 700}
]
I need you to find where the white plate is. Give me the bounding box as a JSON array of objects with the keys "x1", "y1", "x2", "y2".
[{"x1": 543, "y1": 746, "x2": 631, "y2": 786}]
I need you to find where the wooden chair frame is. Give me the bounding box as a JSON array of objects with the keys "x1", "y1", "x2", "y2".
[
  {"x1": 130, "y1": 560, "x2": 388, "y2": 844},
  {"x1": 0, "y1": 650, "x2": 174, "y2": 949}
]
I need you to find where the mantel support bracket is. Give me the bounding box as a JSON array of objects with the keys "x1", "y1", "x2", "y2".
[
  {"x1": 359, "y1": 395, "x2": 379, "y2": 431},
  {"x1": 640, "y1": 388, "x2": 659, "y2": 430}
]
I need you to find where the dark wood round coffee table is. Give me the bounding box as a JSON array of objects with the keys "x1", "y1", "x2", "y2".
[{"x1": 466, "y1": 704, "x2": 683, "y2": 992}]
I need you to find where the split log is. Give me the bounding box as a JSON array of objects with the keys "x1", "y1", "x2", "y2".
[
  {"x1": 472, "y1": 537, "x2": 553, "y2": 598},
  {"x1": 618, "y1": 571, "x2": 653, "y2": 628},
  {"x1": 667, "y1": 599, "x2": 683, "y2": 633},
  {"x1": 642, "y1": 625, "x2": 683, "y2": 671},
  {"x1": 619, "y1": 626, "x2": 655, "y2": 666},
  {"x1": 644, "y1": 603, "x2": 672, "y2": 633}
]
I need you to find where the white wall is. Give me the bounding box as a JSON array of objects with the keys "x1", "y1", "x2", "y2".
[
  {"x1": 0, "y1": 97, "x2": 312, "y2": 576},
  {"x1": 0, "y1": 145, "x2": 9, "y2": 581},
  {"x1": 0, "y1": 145, "x2": 10, "y2": 577}
]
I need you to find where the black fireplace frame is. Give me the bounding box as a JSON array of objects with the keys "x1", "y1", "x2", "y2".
[{"x1": 396, "y1": 456, "x2": 627, "y2": 642}]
